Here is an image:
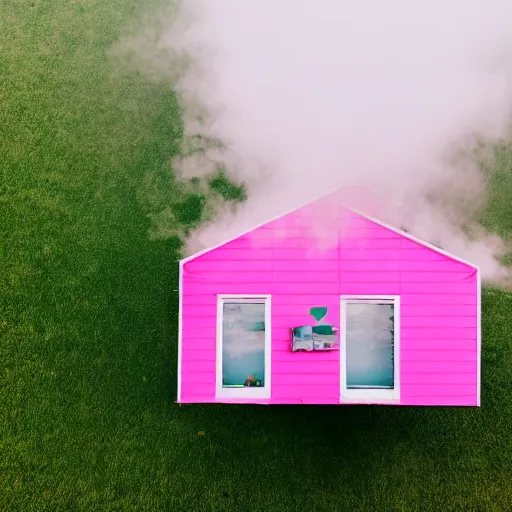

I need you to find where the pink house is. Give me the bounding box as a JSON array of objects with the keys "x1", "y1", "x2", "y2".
[{"x1": 177, "y1": 192, "x2": 481, "y2": 406}]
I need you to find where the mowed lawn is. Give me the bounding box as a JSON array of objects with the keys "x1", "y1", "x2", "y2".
[{"x1": 2, "y1": 1, "x2": 512, "y2": 511}]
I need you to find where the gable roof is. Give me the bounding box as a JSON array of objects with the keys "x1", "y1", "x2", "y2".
[{"x1": 180, "y1": 188, "x2": 479, "y2": 270}]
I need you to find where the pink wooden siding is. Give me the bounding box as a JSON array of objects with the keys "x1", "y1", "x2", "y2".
[{"x1": 179, "y1": 201, "x2": 479, "y2": 406}]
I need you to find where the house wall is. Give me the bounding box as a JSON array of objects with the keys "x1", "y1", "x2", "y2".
[{"x1": 179, "y1": 202, "x2": 479, "y2": 406}]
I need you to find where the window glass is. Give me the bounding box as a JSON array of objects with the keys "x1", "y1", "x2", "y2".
[
  {"x1": 222, "y1": 302, "x2": 266, "y2": 388},
  {"x1": 345, "y1": 303, "x2": 395, "y2": 389}
]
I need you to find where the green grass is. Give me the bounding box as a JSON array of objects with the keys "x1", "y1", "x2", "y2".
[{"x1": 2, "y1": 1, "x2": 512, "y2": 510}]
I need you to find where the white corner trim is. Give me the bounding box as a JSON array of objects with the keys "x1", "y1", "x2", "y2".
[
  {"x1": 340, "y1": 295, "x2": 401, "y2": 403},
  {"x1": 177, "y1": 260, "x2": 184, "y2": 403},
  {"x1": 215, "y1": 294, "x2": 272, "y2": 399},
  {"x1": 179, "y1": 188, "x2": 479, "y2": 270},
  {"x1": 476, "y1": 268, "x2": 482, "y2": 407}
]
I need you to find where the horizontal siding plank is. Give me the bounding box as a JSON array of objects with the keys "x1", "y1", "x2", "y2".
[
  {"x1": 182, "y1": 370, "x2": 215, "y2": 386},
  {"x1": 272, "y1": 327, "x2": 297, "y2": 340},
  {"x1": 199, "y1": 248, "x2": 273, "y2": 261},
  {"x1": 273, "y1": 260, "x2": 339, "y2": 272},
  {"x1": 273, "y1": 361, "x2": 338, "y2": 374},
  {"x1": 340, "y1": 283, "x2": 401, "y2": 294},
  {"x1": 181, "y1": 326, "x2": 216, "y2": 339},
  {"x1": 181, "y1": 360, "x2": 216, "y2": 374},
  {"x1": 299, "y1": 397, "x2": 340, "y2": 404},
  {"x1": 223, "y1": 237, "x2": 273, "y2": 250},
  {"x1": 271, "y1": 314, "x2": 339, "y2": 328},
  {"x1": 179, "y1": 271, "x2": 486, "y2": 286},
  {"x1": 272, "y1": 237, "x2": 326, "y2": 249},
  {"x1": 340, "y1": 249, "x2": 402, "y2": 261},
  {"x1": 183, "y1": 283, "x2": 273, "y2": 295},
  {"x1": 273, "y1": 282, "x2": 340, "y2": 294},
  {"x1": 340, "y1": 227, "x2": 403, "y2": 239},
  {"x1": 401, "y1": 260, "x2": 475, "y2": 272},
  {"x1": 181, "y1": 295, "x2": 217, "y2": 306},
  {"x1": 401, "y1": 384, "x2": 476, "y2": 397},
  {"x1": 401, "y1": 350, "x2": 477, "y2": 362},
  {"x1": 401, "y1": 239, "x2": 445, "y2": 251},
  {"x1": 401, "y1": 396, "x2": 477, "y2": 406},
  {"x1": 270, "y1": 340, "x2": 292, "y2": 351},
  {"x1": 400, "y1": 294, "x2": 477, "y2": 305},
  {"x1": 402, "y1": 339, "x2": 477, "y2": 351},
  {"x1": 399, "y1": 248, "x2": 447, "y2": 261},
  {"x1": 271, "y1": 384, "x2": 338, "y2": 399},
  {"x1": 400, "y1": 316, "x2": 477, "y2": 328},
  {"x1": 401, "y1": 282, "x2": 476, "y2": 294},
  {"x1": 272, "y1": 226, "x2": 339, "y2": 238},
  {"x1": 401, "y1": 361, "x2": 476, "y2": 373},
  {"x1": 274, "y1": 272, "x2": 339, "y2": 283},
  {"x1": 340, "y1": 238, "x2": 402, "y2": 250},
  {"x1": 182, "y1": 312, "x2": 217, "y2": 325},
  {"x1": 341, "y1": 260, "x2": 401, "y2": 272},
  {"x1": 185, "y1": 271, "x2": 273, "y2": 284},
  {"x1": 185, "y1": 260, "x2": 273, "y2": 272},
  {"x1": 341, "y1": 271, "x2": 401, "y2": 283},
  {"x1": 272, "y1": 350, "x2": 339, "y2": 362},
  {"x1": 184, "y1": 285, "x2": 342, "y2": 296},
  {"x1": 401, "y1": 271, "x2": 475, "y2": 283},
  {"x1": 181, "y1": 306, "x2": 216, "y2": 318},
  {"x1": 401, "y1": 372, "x2": 477, "y2": 385},
  {"x1": 181, "y1": 381, "x2": 215, "y2": 397},
  {"x1": 400, "y1": 305, "x2": 477, "y2": 317},
  {"x1": 272, "y1": 304, "x2": 339, "y2": 317},
  {"x1": 271, "y1": 294, "x2": 340, "y2": 305},
  {"x1": 181, "y1": 348, "x2": 216, "y2": 361},
  {"x1": 401, "y1": 327, "x2": 476, "y2": 340},
  {"x1": 273, "y1": 248, "x2": 339, "y2": 260},
  {"x1": 272, "y1": 373, "x2": 339, "y2": 385},
  {"x1": 182, "y1": 316, "x2": 215, "y2": 329}
]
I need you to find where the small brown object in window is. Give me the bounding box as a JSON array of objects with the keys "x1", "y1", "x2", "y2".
[{"x1": 244, "y1": 374, "x2": 256, "y2": 386}]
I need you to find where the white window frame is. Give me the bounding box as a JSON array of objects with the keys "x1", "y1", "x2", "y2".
[
  {"x1": 340, "y1": 295, "x2": 400, "y2": 403},
  {"x1": 216, "y1": 295, "x2": 272, "y2": 399}
]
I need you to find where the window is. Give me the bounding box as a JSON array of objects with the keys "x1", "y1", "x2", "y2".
[
  {"x1": 340, "y1": 296, "x2": 400, "y2": 402},
  {"x1": 216, "y1": 295, "x2": 271, "y2": 399}
]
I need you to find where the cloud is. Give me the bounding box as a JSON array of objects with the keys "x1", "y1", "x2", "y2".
[
  {"x1": 223, "y1": 327, "x2": 265, "y2": 357},
  {"x1": 130, "y1": 0, "x2": 512, "y2": 285}
]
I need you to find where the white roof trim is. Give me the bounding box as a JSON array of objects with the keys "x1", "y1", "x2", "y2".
[
  {"x1": 180, "y1": 188, "x2": 479, "y2": 270},
  {"x1": 346, "y1": 206, "x2": 479, "y2": 270}
]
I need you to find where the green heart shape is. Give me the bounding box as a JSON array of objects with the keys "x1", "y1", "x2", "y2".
[{"x1": 309, "y1": 307, "x2": 328, "y2": 323}]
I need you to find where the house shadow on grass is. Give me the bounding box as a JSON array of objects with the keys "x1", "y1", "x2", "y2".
[{"x1": 173, "y1": 399, "x2": 494, "y2": 509}]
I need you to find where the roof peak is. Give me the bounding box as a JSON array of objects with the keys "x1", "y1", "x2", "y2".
[{"x1": 180, "y1": 186, "x2": 479, "y2": 270}]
